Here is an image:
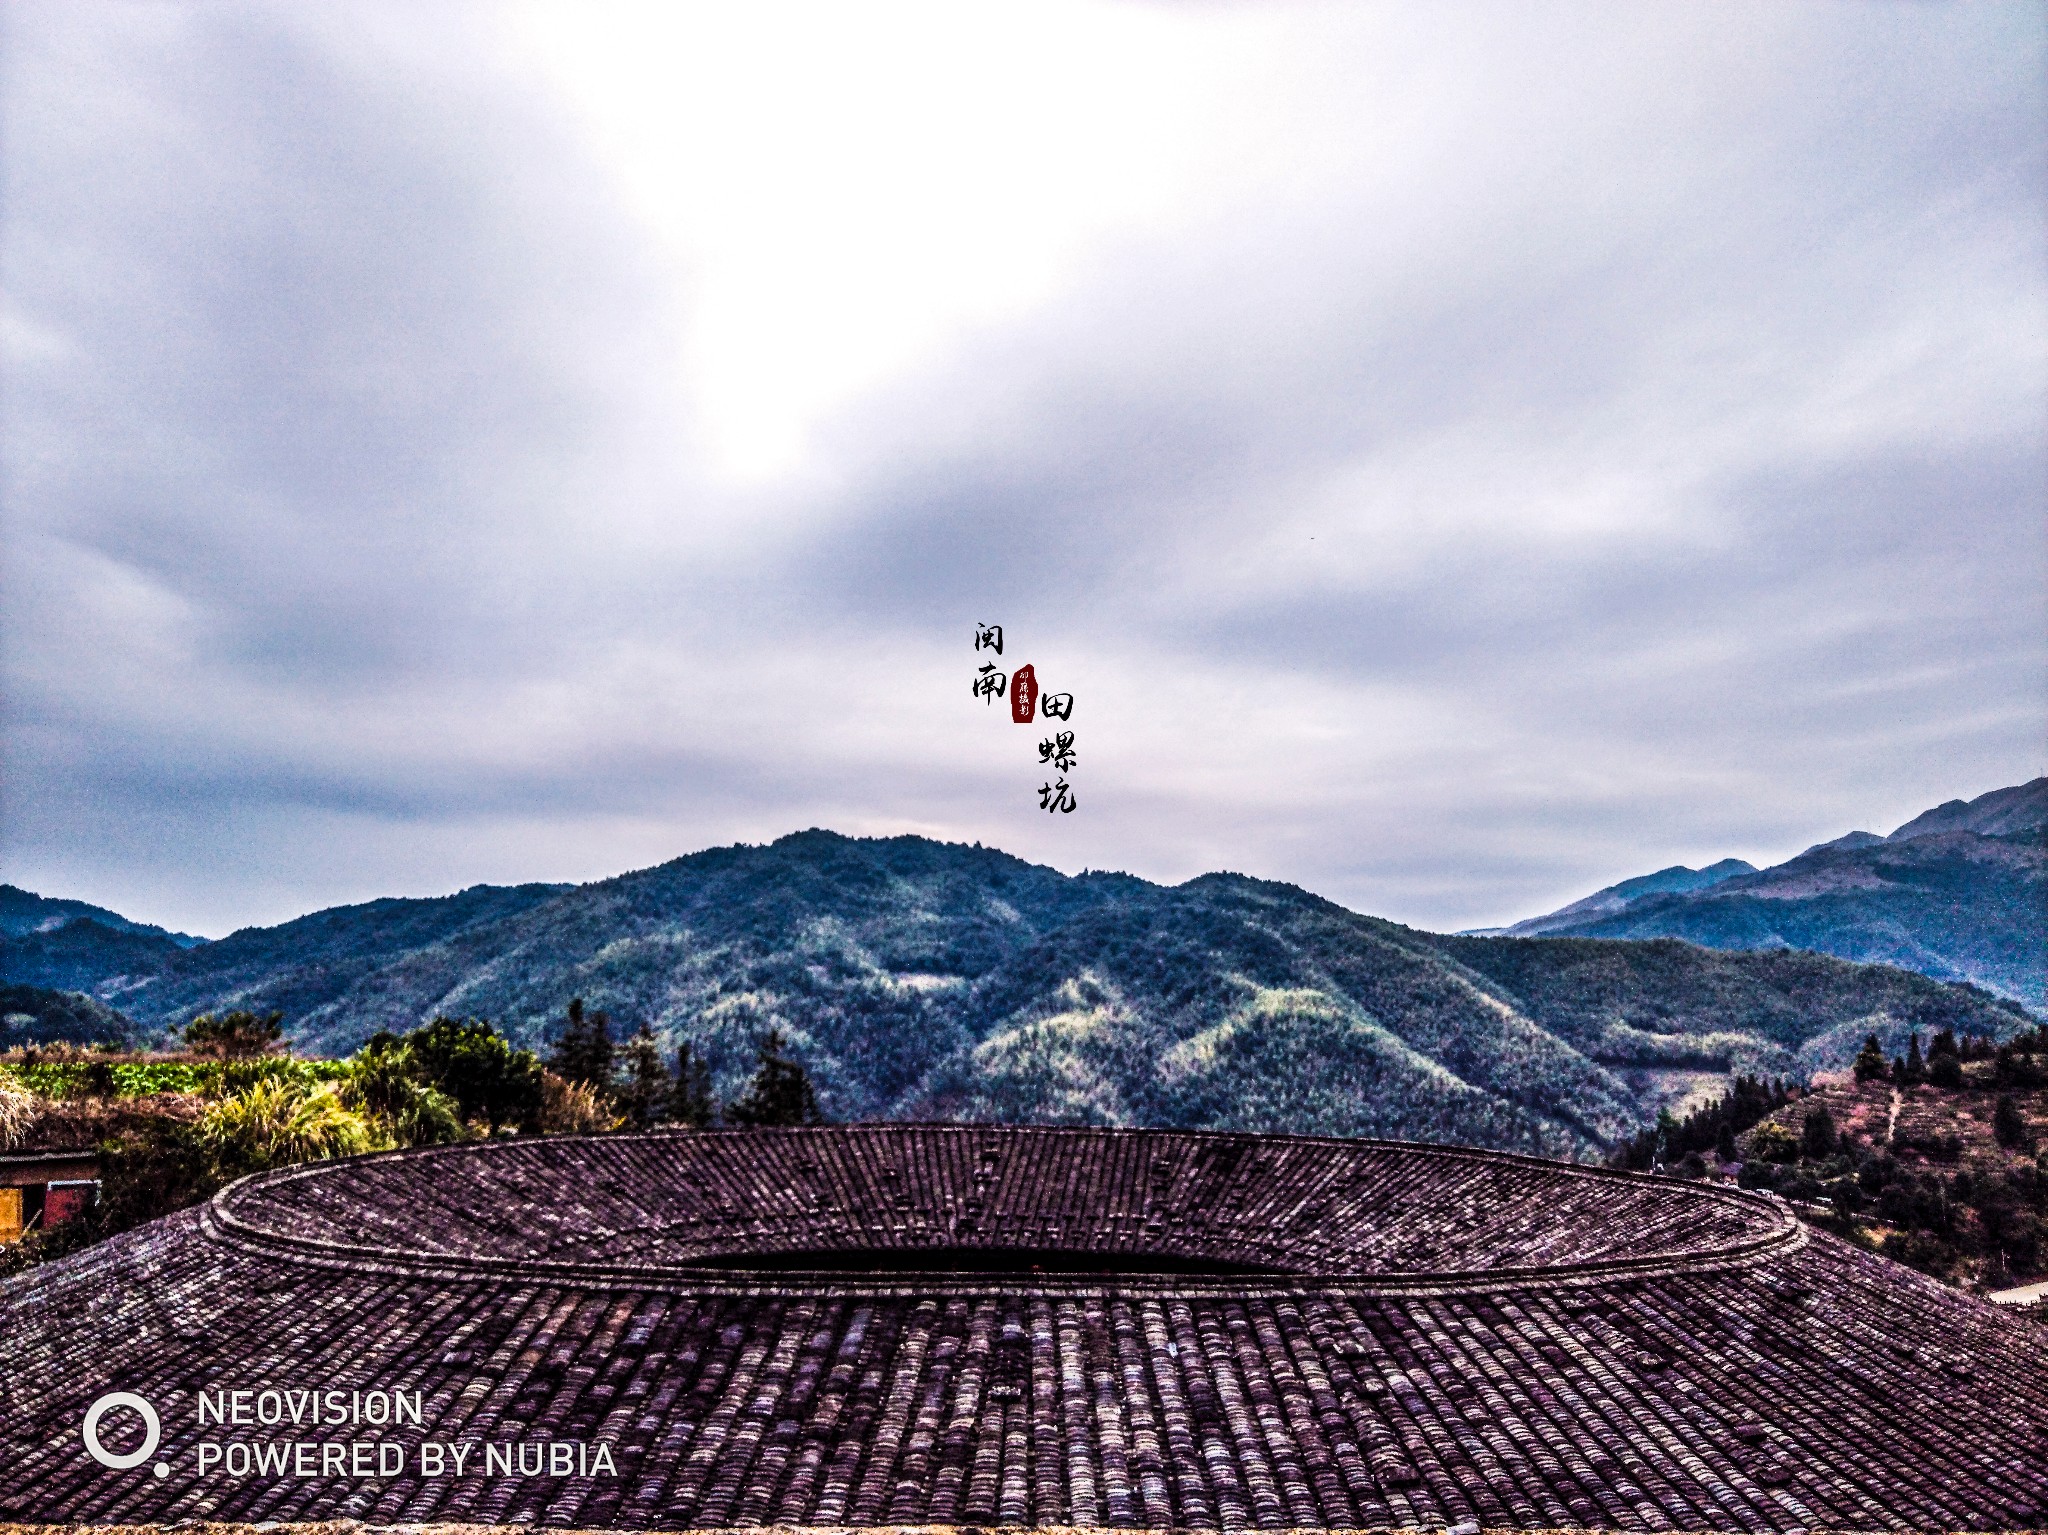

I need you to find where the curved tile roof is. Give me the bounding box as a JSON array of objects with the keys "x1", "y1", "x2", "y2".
[
  {"x1": 2, "y1": 1126, "x2": 2044, "y2": 1531},
  {"x1": 204, "y1": 1125, "x2": 1798, "y2": 1288}
]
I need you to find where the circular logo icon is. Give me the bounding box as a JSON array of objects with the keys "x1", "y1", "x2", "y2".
[{"x1": 82, "y1": 1391, "x2": 160, "y2": 1470}]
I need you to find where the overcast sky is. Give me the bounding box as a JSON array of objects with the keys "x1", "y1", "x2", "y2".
[{"x1": 3, "y1": 1, "x2": 2043, "y2": 939}]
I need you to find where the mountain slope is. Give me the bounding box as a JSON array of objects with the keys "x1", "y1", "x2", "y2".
[
  {"x1": 907, "y1": 873, "x2": 1645, "y2": 1155},
  {"x1": 0, "y1": 884, "x2": 204, "y2": 946},
  {"x1": 0, "y1": 919, "x2": 188, "y2": 995},
  {"x1": 1548, "y1": 829, "x2": 2045, "y2": 1010},
  {"x1": 1494, "y1": 779, "x2": 2048, "y2": 1010},
  {"x1": 1491, "y1": 858, "x2": 1757, "y2": 935},
  {"x1": 8, "y1": 830, "x2": 2026, "y2": 1158},
  {"x1": 0, "y1": 983, "x2": 144, "y2": 1049},
  {"x1": 1887, "y1": 778, "x2": 2048, "y2": 841},
  {"x1": 101, "y1": 879, "x2": 577, "y2": 1029}
]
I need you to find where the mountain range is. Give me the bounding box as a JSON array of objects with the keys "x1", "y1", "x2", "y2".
[
  {"x1": 1481, "y1": 778, "x2": 2046, "y2": 1011},
  {"x1": 1, "y1": 826, "x2": 2032, "y2": 1158},
  {"x1": 0, "y1": 884, "x2": 203, "y2": 947}
]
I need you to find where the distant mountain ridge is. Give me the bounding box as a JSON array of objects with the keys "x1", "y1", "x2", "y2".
[
  {"x1": 1886, "y1": 779, "x2": 2048, "y2": 841},
  {"x1": 1488, "y1": 858, "x2": 1758, "y2": 935},
  {"x1": 1488, "y1": 778, "x2": 2047, "y2": 1011},
  {"x1": 0, "y1": 831, "x2": 2028, "y2": 1158},
  {"x1": 0, "y1": 885, "x2": 203, "y2": 947}
]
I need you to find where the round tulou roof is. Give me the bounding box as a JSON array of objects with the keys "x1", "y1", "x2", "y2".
[
  {"x1": 3, "y1": 1124, "x2": 2046, "y2": 1532},
  {"x1": 203, "y1": 1123, "x2": 1799, "y2": 1287}
]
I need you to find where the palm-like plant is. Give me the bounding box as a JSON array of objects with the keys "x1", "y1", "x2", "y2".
[{"x1": 199, "y1": 1079, "x2": 382, "y2": 1171}]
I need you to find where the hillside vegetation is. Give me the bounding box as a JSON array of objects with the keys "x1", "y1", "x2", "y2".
[
  {"x1": 0, "y1": 1013, "x2": 821, "y2": 1276},
  {"x1": 1498, "y1": 778, "x2": 2047, "y2": 1010},
  {"x1": 1627, "y1": 1025, "x2": 2048, "y2": 1294},
  {"x1": 0, "y1": 983, "x2": 144, "y2": 1050},
  {"x1": 3, "y1": 831, "x2": 2027, "y2": 1159}
]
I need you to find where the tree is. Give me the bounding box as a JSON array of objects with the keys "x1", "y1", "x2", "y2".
[
  {"x1": 93, "y1": 1118, "x2": 218, "y2": 1232},
  {"x1": 1928, "y1": 1049, "x2": 1964, "y2": 1091},
  {"x1": 725, "y1": 1030, "x2": 824, "y2": 1128},
  {"x1": 397, "y1": 1017, "x2": 545, "y2": 1131},
  {"x1": 548, "y1": 999, "x2": 615, "y2": 1094},
  {"x1": 1995, "y1": 1043, "x2": 2047, "y2": 1091},
  {"x1": 1994, "y1": 1094, "x2": 2032, "y2": 1150},
  {"x1": 1801, "y1": 1105, "x2": 1837, "y2": 1159},
  {"x1": 1926, "y1": 1028, "x2": 1963, "y2": 1088},
  {"x1": 616, "y1": 1024, "x2": 671, "y2": 1130},
  {"x1": 1747, "y1": 1123, "x2": 1800, "y2": 1163},
  {"x1": 669, "y1": 1043, "x2": 717, "y2": 1129},
  {"x1": 1894, "y1": 1032, "x2": 1925, "y2": 1085},
  {"x1": 338, "y1": 1043, "x2": 466, "y2": 1147},
  {"x1": 1609, "y1": 1074, "x2": 1793, "y2": 1172},
  {"x1": 1852, "y1": 1034, "x2": 1888, "y2": 1083},
  {"x1": 184, "y1": 1010, "x2": 284, "y2": 1059}
]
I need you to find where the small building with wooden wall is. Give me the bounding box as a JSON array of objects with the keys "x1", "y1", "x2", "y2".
[{"x1": 0, "y1": 1151, "x2": 99, "y2": 1242}]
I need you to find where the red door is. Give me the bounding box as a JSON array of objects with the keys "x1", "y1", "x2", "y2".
[{"x1": 42, "y1": 1182, "x2": 96, "y2": 1227}]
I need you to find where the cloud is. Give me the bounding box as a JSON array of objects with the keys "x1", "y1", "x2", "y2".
[{"x1": 2, "y1": 0, "x2": 2042, "y2": 937}]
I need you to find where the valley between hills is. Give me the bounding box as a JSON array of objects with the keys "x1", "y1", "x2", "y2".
[{"x1": 4, "y1": 804, "x2": 2038, "y2": 1159}]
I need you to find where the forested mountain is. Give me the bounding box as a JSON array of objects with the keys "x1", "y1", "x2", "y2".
[
  {"x1": 2, "y1": 831, "x2": 2028, "y2": 1158},
  {"x1": 1489, "y1": 779, "x2": 2047, "y2": 1011},
  {"x1": 0, "y1": 919, "x2": 189, "y2": 995},
  {"x1": 0, "y1": 884, "x2": 201, "y2": 945},
  {"x1": 0, "y1": 983, "x2": 144, "y2": 1049}
]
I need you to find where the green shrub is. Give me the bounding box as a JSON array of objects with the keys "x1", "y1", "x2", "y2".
[
  {"x1": 1747, "y1": 1122, "x2": 1800, "y2": 1163},
  {"x1": 110, "y1": 1060, "x2": 207, "y2": 1095},
  {"x1": 391, "y1": 1017, "x2": 543, "y2": 1131},
  {"x1": 199, "y1": 1079, "x2": 382, "y2": 1176},
  {"x1": 0, "y1": 1058, "x2": 213, "y2": 1099},
  {"x1": 9, "y1": 1062, "x2": 85, "y2": 1097},
  {"x1": 203, "y1": 1055, "x2": 341, "y2": 1098},
  {"x1": 337, "y1": 1046, "x2": 466, "y2": 1147},
  {"x1": 184, "y1": 1010, "x2": 285, "y2": 1058}
]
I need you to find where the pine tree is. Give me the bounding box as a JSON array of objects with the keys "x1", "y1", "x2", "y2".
[
  {"x1": 1894, "y1": 1032, "x2": 1925, "y2": 1086},
  {"x1": 616, "y1": 1024, "x2": 671, "y2": 1130},
  {"x1": 669, "y1": 1044, "x2": 717, "y2": 1129},
  {"x1": 1993, "y1": 1094, "x2": 2032, "y2": 1150},
  {"x1": 1801, "y1": 1104, "x2": 1837, "y2": 1159},
  {"x1": 548, "y1": 998, "x2": 615, "y2": 1093},
  {"x1": 1928, "y1": 1048, "x2": 1964, "y2": 1091},
  {"x1": 1852, "y1": 1034, "x2": 1888, "y2": 1083},
  {"x1": 725, "y1": 1030, "x2": 824, "y2": 1128}
]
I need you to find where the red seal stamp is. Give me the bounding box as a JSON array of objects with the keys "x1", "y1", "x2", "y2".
[{"x1": 1010, "y1": 664, "x2": 1038, "y2": 724}]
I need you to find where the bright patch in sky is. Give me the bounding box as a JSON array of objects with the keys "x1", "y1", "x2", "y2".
[{"x1": 508, "y1": 1, "x2": 1286, "y2": 482}]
